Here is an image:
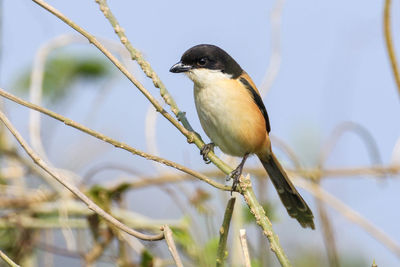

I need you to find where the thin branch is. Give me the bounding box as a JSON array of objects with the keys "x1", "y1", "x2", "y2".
[
  {"x1": 315, "y1": 193, "x2": 339, "y2": 267},
  {"x1": 84, "y1": 228, "x2": 114, "y2": 265},
  {"x1": 0, "y1": 249, "x2": 20, "y2": 267},
  {"x1": 104, "y1": 164, "x2": 400, "y2": 195},
  {"x1": 260, "y1": 0, "x2": 285, "y2": 97},
  {"x1": 0, "y1": 87, "x2": 230, "y2": 192},
  {"x1": 94, "y1": 0, "x2": 240, "y2": 182},
  {"x1": 30, "y1": 0, "x2": 195, "y2": 143},
  {"x1": 318, "y1": 122, "x2": 383, "y2": 168},
  {"x1": 0, "y1": 110, "x2": 164, "y2": 241},
  {"x1": 216, "y1": 197, "x2": 236, "y2": 267},
  {"x1": 294, "y1": 178, "x2": 400, "y2": 258},
  {"x1": 81, "y1": 163, "x2": 143, "y2": 186},
  {"x1": 145, "y1": 103, "x2": 165, "y2": 173},
  {"x1": 28, "y1": 0, "x2": 232, "y2": 190},
  {"x1": 30, "y1": 1, "x2": 293, "y2": 264},
  {"x1": 36, "y1": 242, "x2": 114, "y2": 262},
  {"x1": 290, "y1": 165, "x2": 400, "y2": 180},
  {"x1": 29, "y1": 34, "x2": 84, "y2": 162},
  {"x1": 239, "y1": 229, "x2": 251, "y2": 267},
  {"x1": 384, "y1": 0, "x2": 400, "y2": 98},
  {"x1": 163, "y1": 225, "x2": 184, "y2": 267},
  {"x1": 94, "y1": 0, "x2": 187, "y2": 123},
  {"x1": 270, "y1": 134, "x2": 302, "y2": 169},
  {"x1": 240, "y1": 174, "x2": 291, "y2": 267},
  {"x1": 0, "y1": 191, "x2": 54, "y2": 208}
]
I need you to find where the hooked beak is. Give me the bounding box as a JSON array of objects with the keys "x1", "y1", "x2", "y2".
[{"x1": 169, "y1": 61, "x2": 192, "y2": 73}]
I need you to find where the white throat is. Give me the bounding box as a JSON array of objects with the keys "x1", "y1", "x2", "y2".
[{"x1": 185, "y1": 68, "x2": 232, "y2": 87}]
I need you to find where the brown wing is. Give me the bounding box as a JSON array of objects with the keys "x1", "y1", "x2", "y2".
[{"x1": 238, "y1": 73, "x2": 271, "y2": 133}]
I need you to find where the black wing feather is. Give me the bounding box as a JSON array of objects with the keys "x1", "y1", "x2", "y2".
[{"x1": 239, "y1": 77, "x2": 271, "y2": 133}]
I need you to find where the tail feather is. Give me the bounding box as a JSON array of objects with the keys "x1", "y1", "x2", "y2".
[{"x1": 258, "y1": 152, "x2": 315, "y2": 229}]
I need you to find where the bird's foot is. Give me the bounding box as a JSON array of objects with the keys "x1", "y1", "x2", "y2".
[
  {"x1": 227, "y1": 153, "x2": 250, "y2": 194},
  {"x1": 228, "y1": 166, "x2": 243, "y2": 194},
  {"x1": 200, "y1": 143, "x2": 215, "y2": 164}
]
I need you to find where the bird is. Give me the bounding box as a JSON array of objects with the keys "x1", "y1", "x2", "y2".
[{"x1": 170, "y1": 44, "x2": 315, "y2": 229}]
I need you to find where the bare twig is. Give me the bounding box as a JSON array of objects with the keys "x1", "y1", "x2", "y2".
[
  {"x1": 0, "y1": 110, "x2": 164, "y2": 241},
  {"x1": 145, "y1": 103, "x2": 165, "y2": 173},
  {"x1": 0, "y1": 191, "x2": 54, "y2": 208},
  {"x1": 28, "y1": 0, "x2": 233, "y2": 191},
  {"x1": 216, "y1": 197, "x2": 236, "y2": 267},
  {"x1": 0, "y1": 249, "x2": 20, "y2": 267},
  {"x1": 315, "y1": 121, "x2": 383, "y2": 267},
  {"x1": 384, "y1": 0, "x2": 400, "y2": 98},
  {"x1": 104, "y1": 164, "x2": 400, "y2": 193},
  {"x1": 240, "y1": 174, "x2": 291, "y2": 267},
  {"x1": 260, "y1": 0, "x2": 285, "y2": 97},
  {"x1": 318, "y1": 122, "x2": 383, "y2": 168},
  {"x1": 36, "y1": 242, "x2": 114, "y2": 262},
  {"x1": 239, "y1": 229, "x2": 251, "y2": 267},
  {"x1": 84, "y1": 228, "x2": 114, "y2": 265},
  {"x1": 315, "y1": 193, "x2": 339, "y2": 267},
  {"x1": 163, "y1": 225, "x2": 184, "y2": 267},
  {"x1": 95, "y1": 0, "x2": 184, "y2": 120},
  {"x1": 30, "y1": 0, "x2": 195, "y2": 143},
  {"x1": 29, "y1": 1, "x2": 295, "y2": 264},
  {"x1": 290, "y1": 165, "x2": 400, "y2": 180},
  {"x1": 81, "y1": 163, "x2": 143, "y2": 186},
  {"x1": 29, "y1": 34, "x2": 85, "y2": 162},
  {"x1": 294, "y1": 178, "x2": 400, "y2": 258},
  {"x1": 0, "y1": 87, "x2": 230, "y2": 192},
  {"x1": 270, "y1": 134, "x2": 302, "y2": 169}
]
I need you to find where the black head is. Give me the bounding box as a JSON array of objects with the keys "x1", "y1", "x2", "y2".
[{"x1": 169, "y1": 44, "x2": 243, "y2": 78}]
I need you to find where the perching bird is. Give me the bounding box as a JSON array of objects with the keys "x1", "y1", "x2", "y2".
[{"x1": 170, "y1": 44, "x2": 315, "y2": 229}]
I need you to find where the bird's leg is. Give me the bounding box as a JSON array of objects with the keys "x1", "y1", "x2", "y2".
[
  {"x1": 229, "y1": 153, "x2": 250, "y2": 192},
  {"x1": 200, "y1": 143, "x2": 215, "y2": 164}
]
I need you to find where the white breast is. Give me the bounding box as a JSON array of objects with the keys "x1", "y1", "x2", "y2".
[{"x1": 187, "y1": 69, "x2": 260, "y2": 156}]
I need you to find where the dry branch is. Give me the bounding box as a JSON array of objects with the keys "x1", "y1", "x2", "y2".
[
  {"x1": 0, "y1": 110, "x2": 164, "y2": 241},
  {"x1": 216, "y1": 197, "x2": 236, "y2": 266},
  {"x1": 0, "y1": 249, "x2": 20, "y2": 267},
  {"x1": 239, "y1": 229, "x2": 251, "y2": 267},
  {"x1": 22, "y1": 1, "x2": 293, "y2": 264},
  {"x1": 384, "y1": 0, "x2": 400, "y2": 98},
  {"x1": 0, "y1": 87, "x2": 230, "y2": 192},
  {"x1": 163, "y1": 225, "x2": 184, "y2": 267}
]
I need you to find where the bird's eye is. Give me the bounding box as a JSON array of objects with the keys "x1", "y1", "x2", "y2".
[{"x1": 198, "y1": 58, "x2": 207, "y2": 66}]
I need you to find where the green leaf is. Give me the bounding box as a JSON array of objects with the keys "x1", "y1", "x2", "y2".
[
  {"x1": 140, "y1": 250, "x2": 154, "y2": 267},
  {"x1": 14, "y1": 52, "x2": 111, "y2": 102},
  {"x1": 87, "y1": 184, "x2": 111, "y2": 211},
  {"x1": 201, "y1": 237, "x2": 219, "y2": 266}
]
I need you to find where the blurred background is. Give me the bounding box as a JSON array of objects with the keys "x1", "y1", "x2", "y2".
[{"x1": 1, "y1": 0, "x2": 400, "y2": 266}]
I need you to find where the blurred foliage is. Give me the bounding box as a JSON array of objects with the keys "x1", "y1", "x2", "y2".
[
  {"x1": 87, "y1": 183, "x2": 130, "y2": 212},
  {"x1": 140, "y1": 250, "x2": 154, "y2": 267},
  {"x1": 14, "y1": 52, "x2": 112, "y2": 102},
  {"x1": 0, "y1": 227, "x2": 35, "y2": 265},
  {"x1": 189, "y1": 187, "x2": 212, "y2": 214},
  {"x1": 172, "y1": 225, "x2": 218, "y2": 266},
  {"x1": 88, "y1": 184, "x2": 113, "y2": 212}
]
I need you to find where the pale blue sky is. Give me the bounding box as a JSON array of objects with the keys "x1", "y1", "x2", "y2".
[{"x1": 2, "y1": 0, "x2": 400, "y2": 266}]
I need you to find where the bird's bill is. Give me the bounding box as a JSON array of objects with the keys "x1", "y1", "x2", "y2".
[{"x1": 169, "y1": 62, "x2": 192, "y2": 73}]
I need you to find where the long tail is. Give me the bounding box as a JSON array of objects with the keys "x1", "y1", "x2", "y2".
[{"x1": 258, "y1": 152, "x2": 315, "y2": 229}]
